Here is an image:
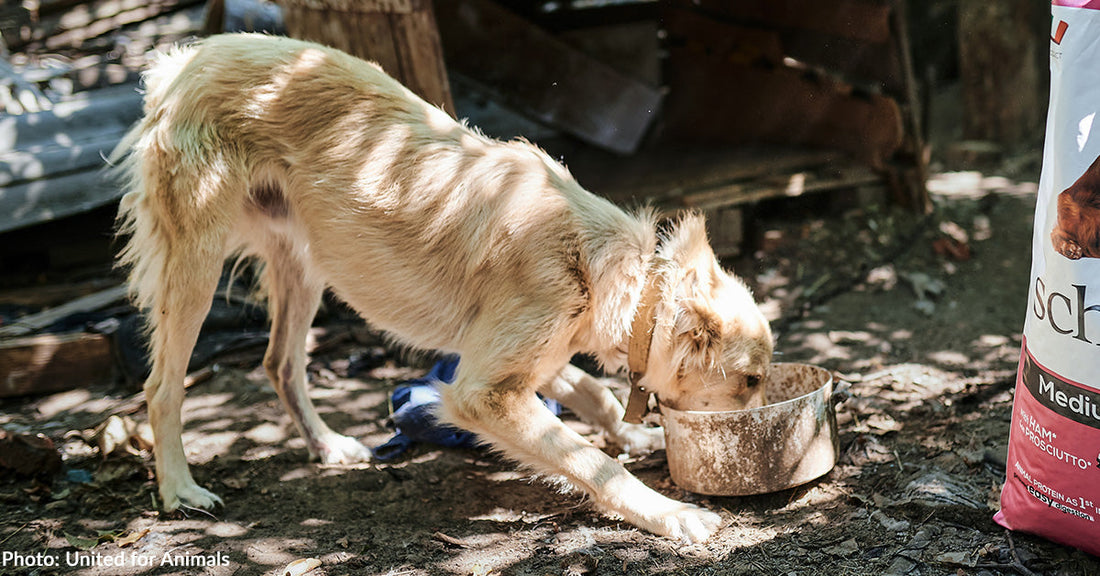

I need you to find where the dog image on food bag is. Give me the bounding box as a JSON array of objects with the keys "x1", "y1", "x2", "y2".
[
  {"x1": 112, "y1": 34, "x2": 773, "y2": 543},
  {"x1": 1051, "y1": 153, "x2": 1100, "y2": 260}
]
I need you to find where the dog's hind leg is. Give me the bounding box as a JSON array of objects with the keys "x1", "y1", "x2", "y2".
[
  {"x1": 116, "y1": 120, "x2": 248, "y2": 512},
  {"x1": 140, "y1": 234, "x2": 227, "y2": 512},
  {"x1": 259, "y1": 234, "x2": 372, "y2": 465}
]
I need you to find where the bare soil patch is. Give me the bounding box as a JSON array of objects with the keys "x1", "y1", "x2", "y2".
[{"x1": 2, "y1": 163, "x2": 1098, "y2": 576}]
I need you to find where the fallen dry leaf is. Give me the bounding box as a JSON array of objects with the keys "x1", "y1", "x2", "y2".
[
  {"x1": 95, "y1": 415, "x2": 153, "y2": 457},
  {"x1": 282, "y1": 558, "x2": 322, "y2": 576},
  {"x1": 97, "y1": 415, "x2": 130, "y2": 457},
  {"x1": 116, "y1": 528, "x2": 150, "y2": 547}
]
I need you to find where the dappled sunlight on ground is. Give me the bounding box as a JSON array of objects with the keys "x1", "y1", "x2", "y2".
[
  {"x1": 4, "y1": 167, "x2": 1100, "y2": 575},
  {"x1": 927, "y1": 171, "x2": 1039, "y2": 199},
  {"x1": 242, "y1": 422, "x2": 287, "y2": 445}
]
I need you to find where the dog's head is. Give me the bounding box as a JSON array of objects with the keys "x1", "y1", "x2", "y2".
[
  {"x1": 644, "y1": 215, "x2": 773, "y2": 412},
  {"x1": 1053, "y1": 155, "x2": 1100, "y2": 259}
]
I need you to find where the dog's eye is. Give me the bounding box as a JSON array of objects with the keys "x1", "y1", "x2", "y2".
[{"x1": 746, "y1": 375, "x2": 761, "y2": 388}]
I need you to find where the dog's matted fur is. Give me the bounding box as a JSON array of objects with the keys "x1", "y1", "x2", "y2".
[{"x1": 114, "y1": 33, "x2": 773, "y2": 543}]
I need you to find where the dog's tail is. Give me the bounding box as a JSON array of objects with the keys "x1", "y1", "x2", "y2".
[
  {"x1": 112, "y1": 124, "x2": 160, "y2": 321},
  {"x1": 111, "y1": 44, "x2": 203, "y2": 331}
]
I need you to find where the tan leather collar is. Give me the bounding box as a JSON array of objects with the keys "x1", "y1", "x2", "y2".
[{"x1": 623, "y1": 262, "x2": 662, "y2": 424}]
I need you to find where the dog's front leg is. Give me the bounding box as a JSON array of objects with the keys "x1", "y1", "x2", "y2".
[
  {"x1": 441, "y1": 372, "x2": 720, "y2": 543},
  {"x1": 541, "y1": 364, "x2": 664, "y2": 457}
]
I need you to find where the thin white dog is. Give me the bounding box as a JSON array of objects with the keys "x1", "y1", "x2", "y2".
[{"x1": 114, "y1": 34, "x2": 773, "y2": 543}]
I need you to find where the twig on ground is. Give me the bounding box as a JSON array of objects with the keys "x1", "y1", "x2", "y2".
[
  {"x1": 179, "y1": 504, "x2": 218, "y2": 520},
  {"x1": 111, "y1": 365, "x2": 218, "y2": 416},
  {"x1": 431, "y1": 531, "x2": 469, "y2": 548},
  {"x1": 972, "y1": 531, "x2": 1040, "y2": 576},
  {"x1": 0, "y1": 521, "x2": 29, "y2": 547}
]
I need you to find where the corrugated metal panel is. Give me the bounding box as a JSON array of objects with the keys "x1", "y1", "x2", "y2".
[{"x1": 0, "y1": 83, "x2": 142, "y2": 233}]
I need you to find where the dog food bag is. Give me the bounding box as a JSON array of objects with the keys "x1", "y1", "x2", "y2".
[{"x1": 994, "y1": 2, "x2": 1100, "y2": 556}]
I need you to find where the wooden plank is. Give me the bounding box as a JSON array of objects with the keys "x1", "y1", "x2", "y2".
[
  {"x1": 663, "y1": 3, "x2": 925, "y2": 211},
  {"x1": 434, "y1": 0, "x2": 663, "y2": 155},
  {"x1": 557, "y1": 21, "x2": 661, "y2": 87},
  {"x1": 663, "y1": 7, "x2": 902, "y2": 93},
  {"x1": 0, "y1": 284, "x2": 127, "y2": 338},
  {"x1": 661, "y1": 48, "x2": 903, "y2": 168},
  {"x1": 17, "y1": 54, "x2": 141, "y2": 92},
  {"x1": 663, "y1": 8, "x2": 785, "y2": 66},
  {"x1": 281, "y1": 0, "x2": 422, "y2": 13},
  {"x1": 573, "y1": 147, "x2": 842, "y2": 206},
  {"x1": 679, "y1": 168, "x2": 884, "y2": 211},
  {"x1": 0, "y1": 331, "x2": 113, "y2": 397},
  {"x1": 494, "y1": 0, "x2": 658, "y2": 32},
  {"x1": 0, "y1": 279, "x2": 121, "y2": 309},
  {"x1": 34, "y1": 0, "x2": 101, "y2": 17},
  {"x1": 674, "y1": 0, "x2": 893, "y2": 44},
  {"x1": 38, "y1": 3, "x2": 206, "y2": 59}
]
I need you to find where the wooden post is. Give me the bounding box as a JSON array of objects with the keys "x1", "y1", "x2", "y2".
[
  {"x1": 887, "y1": 0, "x2": 930, "y2": 213},
  {"x1": 957, "y1": 0, "x2": 1043, "y2": 146},
  {"x1": 278, "y1": 0, "x2": 454, "y2": 115}
]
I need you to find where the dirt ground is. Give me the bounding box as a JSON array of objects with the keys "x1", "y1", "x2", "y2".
[{"x1": 3, "y1": 153, "x2": 1100, "y2": 576}]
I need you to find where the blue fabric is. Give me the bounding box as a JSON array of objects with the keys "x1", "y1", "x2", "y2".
[
  {"x1": 65, "y1": 468, "x2": 93, "y2": 484},
  {"x1": 371, "y1": 355, "x2": 560, "y2": 461}
]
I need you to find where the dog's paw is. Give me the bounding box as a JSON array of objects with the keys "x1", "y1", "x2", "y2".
[
  {"x1": 613, "y1": 423, "x2": 665, "y2": 457},
  {"x1": 313, "y1": 434, "x2": 372, "y2": 465},
  {"x1": 649, "y1": 504, "x2": 723, "y2": 544},
  {"x1": 162, "y1": 481, "x2": 223, "y2": 512},
  {"x1": 1053, "y1": 233, "x2": 1084, "y2": 259},
  {"x1": 602, "y1": 477, "x2": 722, "y2": 543}
]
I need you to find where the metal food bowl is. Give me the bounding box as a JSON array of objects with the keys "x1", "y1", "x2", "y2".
[{"x1": 660, "y1": 363, "x2": 838, "y2": 496}]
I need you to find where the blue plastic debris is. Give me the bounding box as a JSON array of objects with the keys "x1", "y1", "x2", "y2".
[
  {"x1": 371, "y1": 356, "x2": 560, "y2": 461},
  {"x1": 65, "y1": 468, "x2": 93, "y2": 484}
]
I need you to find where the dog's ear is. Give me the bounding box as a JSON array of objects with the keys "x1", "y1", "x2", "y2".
[
  {"x1": 660, "y1": 214, "x2": 726, "y2": 370},
  {"x1": 673, "y1": 270, "x2": 723, "y2": 370},
  {"x1": 662, "y1": 213, "x2": 715, "y2": 269},
  {"x1": 682, "y1": 304, "x2": 722, "y2": 369}
]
